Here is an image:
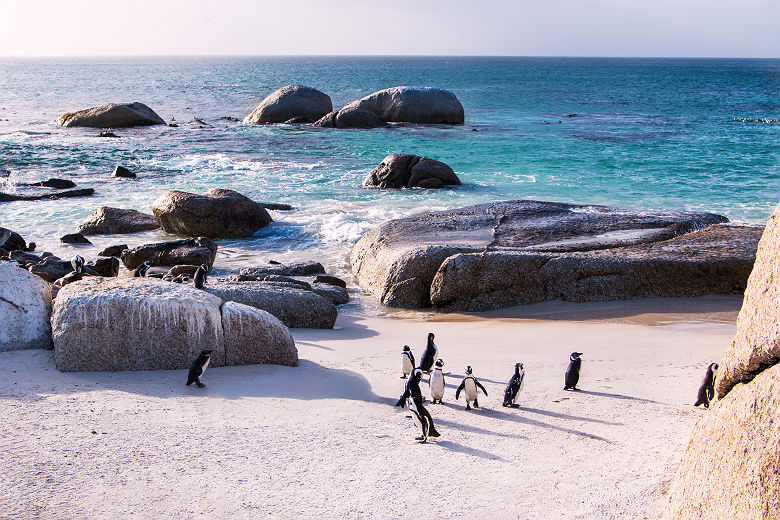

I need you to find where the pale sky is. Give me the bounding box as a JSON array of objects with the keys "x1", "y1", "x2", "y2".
[{"x1": 0, "y1": 0, "x2": 778, "y2": 58}]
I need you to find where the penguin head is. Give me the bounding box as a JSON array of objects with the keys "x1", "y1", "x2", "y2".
[
  {"x1": 711, "y1": 363, "x2": 719, "y2": 372},
  {"x1": 72, "y1": 255, "x2": 84, "y2": 274},
  {"x1": 200, "y1": 263, "x2": 209, "y2": 273},
  {"x1": 200, "y1": 349, "x2": 214, "y2": 357},
  {"x1": 435, "y1": 359, "x2": 444, "y2": 368},
  {"x1": 465, "y1": 365, "x2": 473, "y2": 375},
  {"x1": 570, "y1": 352, "x2": 583, "y2": 360},
  {"x1": 402, "y1": 345, "x2": 411, "y2": 352},
  {"x1": 412, "y1": 368, "x2": 423, "y2": 381},
  {"x1": 516, "y1": 362, "x2": 524, "y2": 371},
  {"x1": 428, "y1": 332, "x2": 435, "y2": 342}
]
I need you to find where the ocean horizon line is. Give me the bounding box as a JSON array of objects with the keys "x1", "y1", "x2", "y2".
[{"x1": 1, "y1": 54, "x2": 778, "y2": 60}]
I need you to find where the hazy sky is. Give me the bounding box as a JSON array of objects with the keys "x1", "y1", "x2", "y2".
[{"x1": 1, "y1": 0, "x2": 778, "y2": 58}]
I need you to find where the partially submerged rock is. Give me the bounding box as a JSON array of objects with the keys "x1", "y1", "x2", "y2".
[
  {"x1": 29, "y1": 258, "x2": 75, "y2": 283},
  {"x1": 0, "y1": 188, "x2": 94, "y2": 202},
  {"x1": 363, "y1": 154, "x2": 460, "y2": 189},
  {"x1": 20, "y1": 178, "x2": 76, "y2": 189},
  {"x1": 113, "y1": 166, "x2": 136, "y2": 178},
  {"x1": 120, "y1": 237, "x2": 218, "y2": 270},
  {"x1": 341, "y1": 86, "x2": 465, "y2": 124},
  {"x1": 0, "y1": 262, "x2": 52, "y2": 351},
  {"x1": 152, "y1": 188, "x2": 272, "y2": 238},
  {"x1": 60, "y1": 232, "x2": 91, "y2": 244},
  {"x1": 243, "y1": 85, "x2": 332, "y2": 125},
  {"x1": 56, "y1": 102, "x2": 165, "y2": 128},
  {"x1": 79, "y1": 207, "x2": 160, "y2": 235},
  {"x1": 0, "y1": 227, "x2": 27, "y2": 252}
]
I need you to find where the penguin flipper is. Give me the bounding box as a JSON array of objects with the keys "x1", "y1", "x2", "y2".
[
  {"x1": 476, "y1": 379, "x2": 488, "y2": 396},
  {"x1": 455, "y1": 381, "x2": 465, "y2": 400},
  {"x1": 395, "y1": 396, "x2": 407, "y2": 407}
]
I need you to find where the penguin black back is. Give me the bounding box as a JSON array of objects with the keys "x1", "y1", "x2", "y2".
[
  {"x1": 564, "y1": 352, "x2": 583, "y2": 391},
  {"x1": 193, "y1": 264, "x2": 207, "y2": 289},
  {"x1": 133, "y1": 261, "x2": 152, "y2": 278},
  {"x1": 71, "y1": 255, "x2": 84, "y2": 275},
  {"x1": 186, "y1": 349, "x2": 214, "y2": 387},
  {"x1": 418, "y1": 332, "x2": 438, "y2": 372},
  {"x1": 503, "y1": 362, "x2": 525, "y2": 407},
  {"x1": 694, "y1": 363, "x2": 719, "y2": 409}
]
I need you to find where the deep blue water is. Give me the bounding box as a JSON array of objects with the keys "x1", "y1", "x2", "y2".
[{"x1": 0, "y1": 56, "x2": 777, "y2": 271}]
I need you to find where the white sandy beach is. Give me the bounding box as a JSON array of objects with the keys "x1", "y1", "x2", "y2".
[{"x1": 0, "y1": 296, "x2": 739, "y2": 519}]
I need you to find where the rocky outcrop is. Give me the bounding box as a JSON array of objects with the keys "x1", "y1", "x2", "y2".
[
  {"x1": 56, "y1": 102, "x2": 165, "y2": 128},
  {"x1": 60, "y1": 232, "x2": 91, "y2": 244},
  {"x1": 238, "y1": 261, "x2": 325, "y2": 277},
  {"x1": 0, "y1": 227, "x2": 27, "y2": 252},
  {"x1": 0, "y1": 188, "x2": 94, "y2": 202},
  {"x1": 363, "y1": 154, "x2": 461, "y2": 189},
  {"x1": 29, "y1": 258, "x2": 74, "y2": 283},
  {"x1": 311, "y1": 283, "x2": 349, "y2": 305},
  {"x1": 716, "y1": 203, "x2": 780, "y2": 397},
  {"x1": 79, "y1": 207, "x2": 161, "y2": 235},
  {"x1": 20, "y1": 179, "x2": 76, "y2": 189},
  {"x1": 243, "y1": 85, "x2": 332, "y2": 125},
  {"x1": 98, "y1": 244, "x2": 128, "y2": 257},
  {"x1": 350, "y1": 200, "x2": 761, "y2": 310},
  {"x1": 0, "y1": 262, "x2": 52, "y2": 351},
  {"x1": 341, "y1": 86, "x2": 464, "y2": 124},
  {"x1": 113, "y1": 166, "x2": 136, "y2": 178},
  {"x1": 86, "y1": 257, "x2": 120, "y2": 277},
  {"x1": 221, "y1": 302, "x2": 297, "y2": 366},
  {"x1": 120, "y1": 237, "x2": 217, "y2": 270},
  {"x1": 152, "y1": 188, "x2": 272, "y2": 238}
]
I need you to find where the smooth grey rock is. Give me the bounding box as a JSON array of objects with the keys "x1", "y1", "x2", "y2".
[
  {"x1": 243, "y1": 85, "x2": 332, "y2": 125},
  {"x1": 60, "y1": 232, "x2": 91, "y2": 244},
  {"x1": 98, "y1": 244, "x2": 128, "y2": 257},
  {"x1": 311, "y1": 283, "x2": 349, "y2": 305},
  {"x1": 29, "y1": 258, "x2": 74, "y2": 283},
  {"x1": 313, "y1": 111, "x2": 337, "y2": 127},
  {"x1": 239, "y1": 261, "x2": 325, "y2": 277},
  {"x1": 120, "y1": 237, "x2": 217, "y2": 270},
  {"x1": 363, "y1": 154, "x2": 461, "y2": 189},
  {"x1": 152, "y1": 188, "x2": 272, "y2": 238},
  {"x1": 0, "y1": 262, "x2": 52, "y2": 351},
  {"x1": 10, "y1": 250, "x2": 42, "y2": 266},
  {"x1": 79, "y1": 207, "x2": 160, "y2": 235},
  {"x1": 335, "y1": 107, "x2": 388, "y2": 128},
  {"x1": 56, "y1": 102, "x2": 165, "y2": 128},
  {"x1": 341, "y1": 86, "x2": 465, "y2": 124},
  {"x1": 313, "y1": 274, "x2": 347, "y2": 288},
  {"x1": 221, "y1": 301, "x2": 297, "y2": 366}
]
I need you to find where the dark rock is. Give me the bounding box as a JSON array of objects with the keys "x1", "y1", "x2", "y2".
[
  {"x1": 166, "y1": 264, "x2": 200, "y2": 277},
  {"x1": 313, "y1": 274, "x2": 347, "y2": 288},
  {"x1": 239, "y1": 261, "x2": 325, "y2": 277},
  {"x1": 144, "y1": 266, "x2": 169, "y2": 278},
  {"x1": 60, "y1": 233, "x2": 92, "y2": 245},
  {"x1": 363, "y1": 154, "x2": 461, "y2": 189},
  {"x1": 335, "y1": 107, "x2": 388, "y2": 128},
  {"x1": 113, "y1": 166, "x2": 136, "y2": 178},
  {"x1": 98, "y1": 244, "x2": 128, "y2": 257},
  {"x1": 261, "y1": 202, "x2": 294, "y2": 211},
  {"x1": 120, "y1": 237, "x2": 218, "y2": 270},
  {"x1": 313, "y1": 111, "x2": 337, "y2": 128},
  {"x1": 257, "y1": 275, "x2": 312, "y2": 290},
  {"x1": 152, "y1": 188, "x2": 272, "y2": 238},
  {"x1": 86, "y1": 257, "x2": 120, "y2": 277},
  {"x1": 0, "y1": 188, "x2": 94, "y2": 202},
  {"x1": 21, "y1": 178, "x2": 77, "y2": 189},
  {"x1": 97, "y1": 131, "x2": 119, "y2": 137},
  {"x1": 29, "y1": 258, "x2": 74, "y2": 282},
  {"x1": 56, "y1": 102, "x2": 165, "y2": 128},
  {"x1": 243, "y1": 85, "x2": 333, "y2": 125},
  {"x1": 341, "y1": 86, "x2": 465, "y2": 124},
  {"x1": 283, "y1": 116, "x2": 313, "y2": 124},
  {"x1": 10, "y1": 250, "x2": 42, "y2": 266},
  {"x1": 0, "y1": 227, "x2": 26, "y2": 251},
  {"x1": 79, "y1": 207, "x2": 160, "y2": 235},
  {"x1": 311, "y1": 283, "x2": 349, "y2": 305}
]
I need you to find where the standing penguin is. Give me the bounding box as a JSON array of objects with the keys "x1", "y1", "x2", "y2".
[
  {"x1": 71, "y1": 255, "x2": 84, "y2": 275},
  {"x1": 133, "y1": 261, "x2": 152, "y2": 278},
  {"x1": 186, "y1": 349, "x2": 214, "y2": 388},
  {"x1": 193, "y1": 264, "x2": 208, "y2": 289},
  {"x1": 694, "y1": 363, "x2": 719, "y2": 409},
  {"x1": 396, "y1": 368, "x2": 441, "y2": 440},
  {"x1": 418, "y1": 332, "x2": 438, "y2": 373},
  {"x1": 564, "y1": 352, "x2": 583, "y2": 391},
  {"x1": 400, "y1": 345, "x2": 415, "y2": 379},
  {"x1": 455, "y1": 366, "x2": 488, "y2": 410},
  {"x1": 429, "y1": 359, "x2": 445, "y2": 404},
  {"x1": 503, "y1": 362, "x2": 525, "y2": 407},
  {"x1": 407, "y1": 396, "x2": 436, "y2": 443}
]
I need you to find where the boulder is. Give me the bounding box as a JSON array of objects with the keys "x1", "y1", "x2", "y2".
[
  {"x1": 98, "y1": 244, "x2": 128, "y2": 257},
  {"x1": 205, "y1": 280, "x2": 337, "y2": 329},
  {"x1": 79, "y1": 207, "x2": 160, "y2": 235},
  {"x1": 29, "y1": 258, "x2": 74, "y2": 283},
  {"x1": 60, "y1": 232, "x2": 91, "y2": 244},
  {"x1": 716, "y1": 203, "x2": 780, "y2": 397},
  {"x1": 86, "y1": 257, "x2": 120, "y2": 277},
  {"x1": 152, "y1": 188, "x2": 272, "y2": 238},
  {"x1": 363, "y1": 154, "x2": 461, "y2": 189},
  {"x1": 341, "y1": 86, "x2": 464, "y2": 124},
  {"x1": 56, "y1": 102, "x2": 165, "y2": 128},
  {"x1": 166, "y1": 264, "x2": 200, "y2": 277},
  {"x1": 335, "y1": 107, "x2": 388, "y2": 128},
  {"x1": 313, "y1": 111, "x2": 337, "y2": 128},
  {"x1": 221, "y1": 301, "x2": 297, "y2": 366},
  {"x1": 0, "y1": 227, "x2": 27, "y2": 251},
  {"x1": 0, "y1": 262, "x2": 52, "y2": 351},
  {"x1": 113, "y1": 166, "x2": 136, "y2": 178},
  {"x1": 238, "y1": 261, "x2": 325, "y2": 277},
  {"x1": 314, "y1": 274, "x2": 347, "y2": 288},
  {"x1": 311, "y1": 283, "x2": 349, "y2": 305},
  {"x1": 243, "y1": 85, "x2": 332, "y2": 125},
  {"x1": 10, "y1": 250, "x2": 42, "y2": 266},
  {"x1": 0, "y1": 188, "x2": 94, "y2": 202},
  {"x1": 350, "y1": 200, "x2": 760, "y2": 310},
  {"x1": 120, "y1": 237, "x2": 217, "y2": 270},
  {"x1": 21, "y1": 179, "x2": 76, "y2": 189}
]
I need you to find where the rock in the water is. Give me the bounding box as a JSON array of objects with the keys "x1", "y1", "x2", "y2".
[
  {"x1": 238, "y1": 261, "x2": 325, "y2": 277},
  {"x1": 0, "y1": 227, "x2": 27, "y2": 252},
  {"x1": 152, "y1": 188, "x2": 272, "y2": 238},
  {"x1": 261, "y1": 202, "x2": 294, "y2": 211},
  {"x1": 10, "y1": 250, "x2": 42, "y2": 266},
  {"x1": 350, "y1": 200, "x2": 760, "y2": 310},
  {"x1": 113, "y1": 166, "x2": 136, "y2": 178},
  {"x1": 341, "y1": 86, "x2": 465, "y2": 124},
  {"x1": 221, "y1": 301, "x2": 297, "y2": 366},
  {"x1": 311, "y1": 283, "x2": 349, "y2": 305},
  {"x1": 205, "y1": 280, "x2": 337, "y2": 329},
  {"x1": 98, "y1": 244, "x2": 128, "y2": 257},
  {"x1": 29, "y1": 258, "x2": 74, "y2": 283},
  {"x1": 86, "y1": 257, "x2": 120, "y2": 277},
  {"x1": 363, "y1": 154, "x2": 461, "y2": 189},
  {"x1": 60, "y1": 232, "x2": 92, "y2": 244},
  {"x1": 21, "y1": 178, "x2": 77, "y2": 189},
  {"x1": 0, "y1": 262, "x2": 52, "y2": 351},
  {"x1": 313, "y1": 274, "x2": 347, "y2": 288},
  {"x1": 0, "y1": 188, "x2": 94, "y2": 202},
  {"x1": 56, "y1": 102, "x2": 165, "y2": 128},
  {"x1": 716, "y1": 202, "x2": 780, "y2": 397},
  {"x1": 120, "y1": 237, "x2": 218, "y2": 270},
  {"x1": 313, "y1": 111, "x2": 337, "y2": 128},
  {"x1": 79, "y1": 207, "x2": 160, "y2": 235},
  {"x1": 97, "y1": 131, "x2": 119, "y2": 138},
  {"x1": 256, "y1": 275, "x2": 312, "y2": 290},
  {"x1": 335, "y1": 107, "x2": 388, "y2": 128},
  {"x1": 243, "y1": 85, "x2": 332, "y2": 125}
]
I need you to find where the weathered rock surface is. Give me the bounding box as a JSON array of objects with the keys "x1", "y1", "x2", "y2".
[
  {"x1": 363, "y1": 154, "x2": 461, "y2": 189},
  {"x1": 221, "y1": 301, "x2": 297, "y2": 366},
  {"x1": 716, "y1": 202, "x2": 780, "y2": 397},
  {"x1": 311, "y1": 283, "x2": 349, "y2": 305},
  {"x1": 87, "y1": 257, "x2": 120, "y2": 277},
  {"x1": 0, "y1": 227, "x2": 27, "y2": 252},
  {"x1": 79, "y1": 207, "x2": 160, "y2": 235},
  {"x1": 120, "y1": 237, "x2": 217, "y2": 270},
  {"x1": 335, "y1": 107, "x2": 388, "y2": 128},
  {"x1": 350, "y1": 200, "x2": 761, "y2": 310},
  {"x1": 0, "y1": 188, "x2": 94, "y2": 202},
  {"x1": 313, "y1": 274, "x2": 347, "y2": 288},
  {"x1": 0, "y1": 262, "x2": 52, "y2": 351},
  {"x1": 56, "y1": 102, "x2": 165, "y2": 128},
  {"x1": 238, "y1": 261, "x2": 325, "y2": 277},
  {"x1": 205, "y1": 280, "x2": 337, "y2": 329},
  {"x1": 152, "y1": 188, "x2": 272, "y2": 238},
  {"x1": 243, "y1": 85, "x2": 332, "y2": 125},
  {"x1": 341, "y1": 86, "x2": 465, "y2": 124},
  {"x1": 98, "y1": 244, "x2": 128, "y2": 257},
  {"x1": 29, "y1": 258, "x2": 74, "y2": 283}
]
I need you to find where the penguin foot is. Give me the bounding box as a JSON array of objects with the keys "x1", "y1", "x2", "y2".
[
  {"x1": 510, "y1": 403, "x2": 520, "y2": 408},
  {"x1": 196, "y1": 382, "x2": 205, "y2": 388},
  {"x1": 401, "y1": 375, "x2": 407, "y2": 379},
  {"x1": 465, "y1": 405, "x2": 471, "y2": 410}
]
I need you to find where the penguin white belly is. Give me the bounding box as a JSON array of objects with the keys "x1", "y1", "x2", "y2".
[
  {"x1": 402, "y1": 355, "x2": 413, "y2": 374},
  {"x1": 430, "y1": 370, "x2": 445, "y2": 400},
  {"x1": 465, "y1": 378, "x2": 477, "y2": 401},
  {"x1": 200, "y1": 357, "x2": 210, "y2": 375}
]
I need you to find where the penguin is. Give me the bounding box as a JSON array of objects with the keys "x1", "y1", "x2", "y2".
[
  {"x1": 503, "y1": 362, "x2": 525, "y2": 407},
  {"x1": 455, "y1": 366, "x2": 488, "y2": 410},
  {"x1": 429, "y1": 359, "x2": 445, "y2": 404},
  {"x1": 418, "y1": 332, "x2": 438, "y2": 373},
  {"x1": 694, "y1": 363, "x2": 719, "y2": 409},
  {"x1": 564, "y1": 352, "x2": 583, "y2": 391},
  {"x1": 71, "y1": 255, "x2": 84, "y2": 275},
  {"x1": 193, "y1": 264, "x2": 207, "y2": 289},
  {"x1": 133, "y1": 261, "x2": 152, "y2": 278},
  {"x1": 396, "y1": 368, "x2": 440, "y2": 440},
  {"x1": 401, "y1": 345, "x2": 415, "y2": 379},
  {"x1": 186, "y1": 349, "x2": 214, "y2": 388},
  {"x1": 407, "y1": 396, "x2": 436, "y2": 443}
]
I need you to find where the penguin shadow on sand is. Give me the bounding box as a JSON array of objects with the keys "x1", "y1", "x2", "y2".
[
  {"x1": 431, "y1": 440, "x2": 508, "y2": 462},
  {"x1": 475, "y1": 407, "x2": 615, "y2": 444},
  {"x1": 572, "y1": 389, "x2": 663, "y2": 405}
]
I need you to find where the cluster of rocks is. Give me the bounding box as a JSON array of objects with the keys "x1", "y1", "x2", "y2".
[{"x1": 363, "y1": 154, "x2": 461, "y2": 189}]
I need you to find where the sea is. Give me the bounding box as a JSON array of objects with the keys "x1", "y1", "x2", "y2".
[{"x1": 0, "y1": 56, "x2": 778, "y2": 281}]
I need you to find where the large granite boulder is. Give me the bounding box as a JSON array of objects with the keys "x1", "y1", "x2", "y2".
[
  {"x1": 152, "y1": 188, "x2": 272, "y2": 238},
  {"x1": 205, "y1": 280, "x2": 337, "y2": 329},
  {"x1": 221, "y1": 301, "x2": 297, "y2": 366},
  {"x1": 0, "y1": 263, "x2": 52, "y2": 351},
  {"x1": 120, "y1": 237, "x2": 217, "y2": 270},
  {"x1": 243, "y1": 85, "x2": 332, "y2": 125},
  {"x1": 79, "y1": 207, "x2": 160, "y2": 235},
  {"x1": 363, "y1": 154, "x2": 461, "y2": 189},
  {"x1": 350, "y1": 200, "x2": 761, "y2": 310},
  {"x1": 335, "y1": 107, "x2": 388, "y2": 128},
  {"x1": 341, "y1": 86, "x2": 464, "y2": 124},
  {"x1": 0, "y1": 227, "x2": 27, "y2": 252},
  {"x1": 56, "y1": 102, "x2": 165, "y2": 128},
  {"x1": 716, "y1": 203, "x2": 780, "y2": 397}
]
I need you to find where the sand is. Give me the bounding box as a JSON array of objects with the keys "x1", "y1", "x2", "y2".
[{"x1": 0, "y1": 296, "x2": 740, "y2": 519}]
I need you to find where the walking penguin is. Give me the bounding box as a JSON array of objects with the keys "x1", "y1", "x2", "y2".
[
  {"x1": 418, "y1": 332, "x2": 438, "y2": 373},
  {"x1": 503, "y1": 362, "x2": 525, "y2": 407},
  {"x1": 694, "y1": 363, "x2": 719, "y2": 409},
  {"x1": 429, "y1": 359, "x2": 445, "y2": 404},
  {"x1": 193, "y1": 264, "x2": 208, "y2": 289},
  {"x1": 186, "y1": 349, "x2": 214, "y2": 388},
  {"x1": 396, "y1": 368, "x2": 441, "y2": 441},
  {"x1": 455, "y1": 366, "x2": 488, "y2": 410},
  {"x1": 401, "y1": 345, "x2": 415, "y2": 379},
  {"x1": 564, "y1": 352, "x2": 583, "y2": 391}
]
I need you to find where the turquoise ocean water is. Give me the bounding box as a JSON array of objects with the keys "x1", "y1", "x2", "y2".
[{"x1": 0, "y1": 57, "x2": 778, "y2": 273}]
